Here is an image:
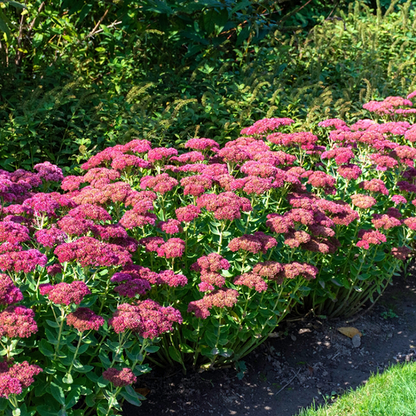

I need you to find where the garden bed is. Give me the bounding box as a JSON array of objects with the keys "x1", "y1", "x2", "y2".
[{"x1": 129, "y1": 266, "x2": 416, "y2": 416}]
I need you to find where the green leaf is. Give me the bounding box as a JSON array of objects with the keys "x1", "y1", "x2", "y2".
[
  {"x1": 120, "y1": 386, "x2": 144, "y2": 407},
  {"x1": 37, "y1": 405, "x2": 60, "y2": 416},
  {"x1": 168, "y1": 346, "x2": 183, "y2": 364},
  {"x1": 39, "y1": 339, "x2": 54, "y2": 358},
  {"x1": 65, "y1": 388, "x2": 81, "y2": 409},
  {"x1": 144, "y1": 345, "x2": 159, "y2": 353},
  {"x1": 50, "y1": 383, "x2": 65, "y2": 406},
  {"x1": 179, "y1": 343, "x2": 194, "y2": 353},
  {"x1": 46, "y1": 320, "x2": 59, "y2": 328},
  {"x1": 73, "y1": 362, "x2": 94, "y2": 373},
  {"x1": 62, "y1": 373, "x2": 73, "y2": 385},
  {"x1": 45, "y1": 328, "x2": 58, "y2": 345},
  {"x1": 4, "y1": 1, "x2": 26, "y2": 9}
]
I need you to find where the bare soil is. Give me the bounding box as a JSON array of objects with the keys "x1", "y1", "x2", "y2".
[{"x1": 123, "y1": 268, "x2": 416, "y2": 416}]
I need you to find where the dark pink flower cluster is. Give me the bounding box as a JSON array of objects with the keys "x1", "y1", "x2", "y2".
[
  {"x1": 54, "y1": 237, "x2": 132, "y2": 267},
  {"x1": 175, "y1": 204, "x2": 200, "y2": 222},
  {"x1": 391, "y1": 246, "x2": 412, "y2": 261},
  {"x1": 67, "y1": 204, "x2": 112, "y2": 222},
  {"x1": 359, "y1": 179, "x2": 389, "y2": 195},
  {"x1": 318, "y1": 118, "x2": 348, "y2": 129},
  {"x1": 369, "y1": 153, "x2": 398, "y2": 171},
  {"x1": 230, "y1": 176, "x2": 273, "y2": 195},
  {"x1": 156, "y1": 238, "x2": 186, "y2": 259},
  {"x1": 304, "y1": 171, "x2": 336, "y2": 194},
  {"x1": 23, "y1": 193, "x2": 61, "y2": 216},
  {"x1": 111, "y1": 154, "x2": 151, "y2": 171},
  {"x1": 363, "y1": 96, "x2": 413, "y2": 115},
  {"x1": 191, "y1": 253, "x2": 230, "y2": 273},
  {"x1": 103, "y1": 368, "x2": 137, "y2": 387},
  {"x1": 404, "y1": 217, "x2": 416, "y2": 230},
  {"x1": 350, "y1": 194, "x2": 377, "y2": 209},
  {"x1": 187, "y1": 289, "x2": 239, "y2": 319},
  {"x1": 240, "y1": 118, "x2": 294, "y2": 136},
  {"x1": 372, "y1": 214, "x2": 402, "y2": 230},
  {"x1": 158, "y1": 270, "x2": 188, "y2": 287},
  {"x1": 82, "y1": 168, "x2": 121, "y2": 187},
  {"x1": 148, "y1": 147, "x2": 178, "y2": 163},
  {"x1": 114, "y1": 277, "x2": 151, "y2": 297},
  {"x1": 0, "y1": 221, "x2": 30, "y2": 244},
  {"x1": 404, "y1": 125, "x2": 416, "y2": 142},
  {"x1": 198, "y1": 272, "x2": 226, "y2": 292},
  {"x1": 234, "y1": 272, "x2": 268, "y2": 293},
  {"x1": 158, "y1": 219, "x2": 183, "y2": 235},
  {"x1": 337, "y1": 164, "x2": 362, "y2": 180},
  {"x1": 228, "y1": 232, "x2": 277, "y2": 254},
  {"x1": 185, "y1": 138, "x2": 220, "y2": 151},
  {"x1": 67, "y1": 308, "x2": 105, "y2": 332},
  {"x1": 35, "y1": 226, "x2": 67, "y2": 248},
  {"x1": 119, "y1": 211, "x2": 157, "y2": 229},
  {"x1": 197, "y1": 192, "x2": 252, "y2": 221},
  {"x1": 40, "y1": 281, "x2": 90, "y2": 305},
  {"x1": 109, "y1": 300, "x2": 182, "y2": 338},
  {"x1": 0, "y1": 249, "x2": 47, "y2": 273},
  {"x1": 321, "y1": 147, "x2": 354, "y2": 165},
  {"x1": 356, "y1": 230, "x2": 387, "y2": 249},
  {"x1": 0, "y1": 305, "x2": 38, "y2": 338},
  {"x1": 138, "y1": 236, "x2": 165, "y2": 252},
  {"x1": 0, "y1": 274, "x2": 22, "y2": 305},
  {"x1": 0, "y1": 361, "x2": 42, "y2": 398},
  {"x1": 140, "y1": 173, "x2": 178, "y2": 194},
  {"x1": 267, "y1": 131, "x2": 318, "y2": 148},
  {"x1": 47, "y1": 263, "x2": 62, "y2": 276},
  {"x1": 34, "y1": 161, "x2": 64, "y2": 183},
  {"x1": 217, "y1": 146, "x2": 251, "y2": 164},
  {"x1": 170, "y1": 151, "x2": 205, "y2": 164},
  {"x1": 240, "y1": 160, "x2": 277, "y2": 178},
  {"x1": 181, "y1": 175, "x2": 213, "y2": 196}
]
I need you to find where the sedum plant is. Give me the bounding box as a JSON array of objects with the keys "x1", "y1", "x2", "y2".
[{"x1": 0, "y1": 90, "x2": 416, "y2": 414}]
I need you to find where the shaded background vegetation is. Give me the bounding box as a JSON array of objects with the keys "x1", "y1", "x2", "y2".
[{"x1": 0, "y1": 0, "x2": 415, "y2": 171}]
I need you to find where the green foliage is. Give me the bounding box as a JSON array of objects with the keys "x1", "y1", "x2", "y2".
[{"x1": 0, "y1": 0, "x2": 415, "y2": 171}]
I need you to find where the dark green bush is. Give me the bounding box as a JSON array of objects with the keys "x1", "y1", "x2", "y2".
[{"x1": 0, "y1": 0, "x2": 415, "y2": 171}]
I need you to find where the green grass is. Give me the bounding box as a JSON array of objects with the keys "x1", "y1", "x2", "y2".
[{"x1": 298, "y1": 362, "x2": 416, "y2": 416}]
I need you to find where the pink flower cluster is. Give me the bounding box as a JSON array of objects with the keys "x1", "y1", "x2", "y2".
[
  {"x1": 103, "y1": 368, "x2": 137, "y2": 387},
  {"x1": 240, "y1": 118, "x2": 294, "y2": 136},
  {"x1": 40, "y1": 281, "x2": 91, "y2": 305},
  {"x1": 0, "y1": 305, "x2": 38, "y2": 338},
  {"x1": 0, "y1": 274, "x2": 23, "y2": 305},
  {"x1": 109, "y1": 300, "x2": 182, "y2": 338},
  {"x1": 187, "y1": 288, "x2": 239, "y2": 319},
  {"x1": 228, "y1": 232, "x2": 277, "y2": 254},
  {"x1": 197, "y1": 192, "x2": 252, "y2": 220},
  {"x1": 0, "y1": 249, "x2": 47, "y2": 273},
  {"x1": 0, "y1": 361, "x2": 42, "y2": 398},
  {"x1": 66, "y1": 308, "x2": 105, "y2": 332},
  {"x1": 356, "y1": 230, "x2": 387, "y2": 249},
  {"x1": 54, "y1": 237, "x2": 132, "y2": 267}
]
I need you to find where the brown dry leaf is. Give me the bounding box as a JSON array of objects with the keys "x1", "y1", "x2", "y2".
[
  {"x1": 337, "y1": 327, "x2": 362, "y2": 339},
  {"x1": 135, "y1": 387, "x2": 150, "y2": 397}
]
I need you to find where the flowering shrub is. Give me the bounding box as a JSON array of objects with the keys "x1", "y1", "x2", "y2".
[{"x1": 1, "y1": 90, "x2": 416, "y2": 414}]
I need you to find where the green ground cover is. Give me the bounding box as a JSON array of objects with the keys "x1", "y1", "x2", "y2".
[{"x1": 299, "y1": 362, "x2": 416, "y2": 416}]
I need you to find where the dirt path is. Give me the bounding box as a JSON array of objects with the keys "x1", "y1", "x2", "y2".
[{"x1": 124, "y1": 270, "x2": 416, "y2": 416}]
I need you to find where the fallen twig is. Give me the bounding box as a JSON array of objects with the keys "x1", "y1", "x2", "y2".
[{"x1": 275, "y1": 369, "x2": 302, "y2": 396}]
